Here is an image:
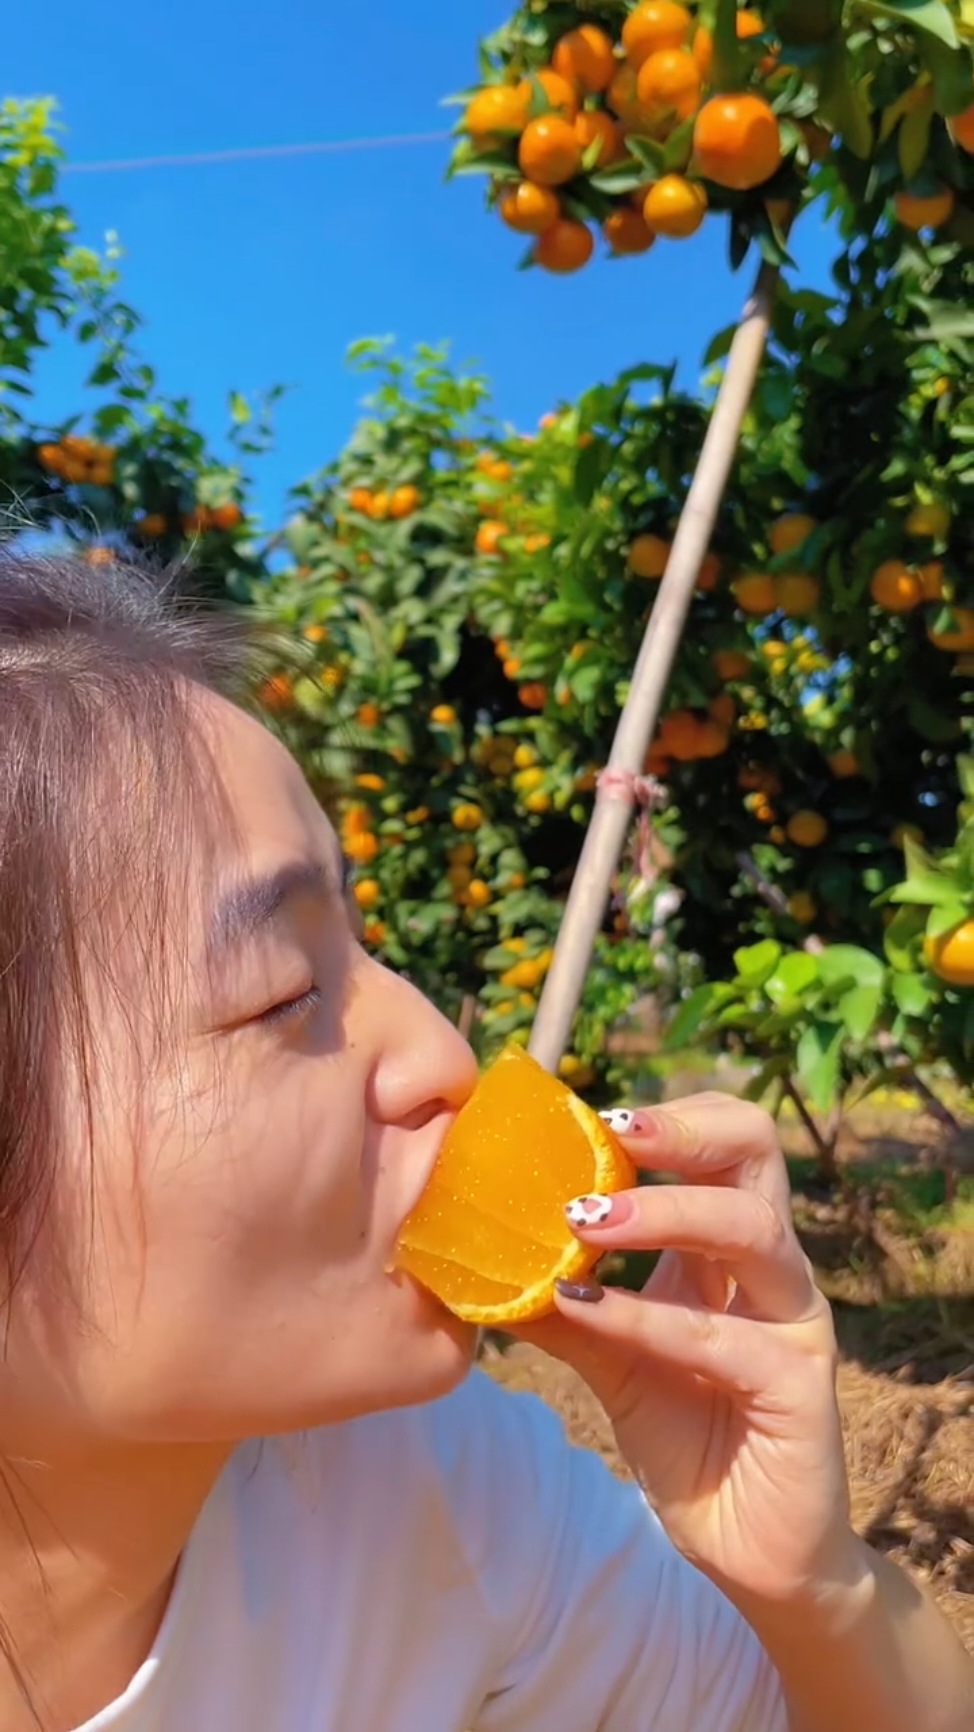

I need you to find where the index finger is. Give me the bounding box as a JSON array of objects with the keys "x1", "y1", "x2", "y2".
[{"x1": 600, "y1": 1094, "x2": 793, "y2": 1216}]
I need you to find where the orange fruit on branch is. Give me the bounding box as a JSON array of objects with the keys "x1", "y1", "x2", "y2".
[
  {"x1": 905, "y1": 500, "x2": 950, "y2": 539},
  {"x1": 787, "y1": 810, "x2": 828, "y2": 848},
  {"x1": 927, "y1": 607, "x2": 974, "y2": 652},
  {"x1": 526, "y1": 67, "x2": 580, "y2": 121},
  {"x1": 574, "y1": 109, "x2": 626, "y2": 167},
  {"x1": 476, "y1": 519, "x2": 509, "y2": 555},
  {"x1": 732, "y1": 572, "x2": 776, "y2": 614},
  {"x1": 894, "y1": 186, "x2": 955, "y2": 230},
  {"x1": 693, "y1": 93, "x2": 782, "y2": 190},
  {"x1": 465, "y1": 84, "x2": 531, "y2": 144},
  {"x1": 712, "y1": 647, "x2": 750, "y2": 681},
  {"x1": 828, "y1": 748, "x2": 859, "y2": 779},
  {"x1": 870, "y1": 560, "x2": 923, "y2": 612},
  {"x1": 643, "y1": 173, "x2": 708, "y2": 237},
  {"x1": 210, "y1": 501, "x2": 243, "y2": 530},
  {"x1": 769, "y1": 512, "x2": 817, "y2": 555},
  {"x1": 389, "y1": 484, "x2": 421, "y2": 518},
  {"x1": 552, "y1": 24, "x2": 616, "y2": 94},
  {"x1": 603, "y1": 207, "x2": 655, "y2": 254},
  {"x1": 948, "y1": 104, "x2": 974, "y2": 153},
  {"x1": 924, "y1": 921, "x2": 974, "y2": 988},
  {"x1": 518, "y1": 115, "x2": 583, "y2": 185},
  {"x1": 499, "y1": 181, "x2": 561, "y2": 234},
  {"x1": 636, "y1": 48, "x2": 702, "y2": 126},
  {"x1": 534, "y1": 219, "x2": 594, "y2": 272},
  {"x1": 395, "y1": 1044, "x2": 635, "y2": 1325},
  {"x1": 774, "y1": 573, "x2": 820, "y2": 617},
  {"x1": 622, "y1": 2, "x2": 693, "y2": 68},
  {"x1": 628, "y1": 532, "x2": 670, "y2": 577}
]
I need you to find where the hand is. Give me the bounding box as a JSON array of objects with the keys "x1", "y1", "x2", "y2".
[{"x1": 516, "y1": 1094, "x2": 855, "y2": 1613}]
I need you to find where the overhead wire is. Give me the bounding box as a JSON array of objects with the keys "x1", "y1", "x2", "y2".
[{"x1": 61, "y1": 130, "x2": 453, "y2": 176}]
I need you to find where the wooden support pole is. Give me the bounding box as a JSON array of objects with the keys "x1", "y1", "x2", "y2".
[{"x1": 529, "y1": 257, "x2": 781, "y2": 1075}]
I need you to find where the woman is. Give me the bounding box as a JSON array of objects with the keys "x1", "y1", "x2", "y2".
[{"x1": 0, "y1": 553, "x2": 969, "y2": 1732}]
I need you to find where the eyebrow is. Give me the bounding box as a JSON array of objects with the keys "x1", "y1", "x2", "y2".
[{"x1": 208, "y1": 859, "x2": 340, "y2": 961}]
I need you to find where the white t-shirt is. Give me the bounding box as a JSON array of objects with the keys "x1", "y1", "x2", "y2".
[{"x1": 83, "y1": 1368, "x2": 786, "y2": 1731}]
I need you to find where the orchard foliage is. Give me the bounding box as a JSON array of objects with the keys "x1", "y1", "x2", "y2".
[
  {"x1": 450, "y1": 0, "x2": 974, "y2": 275},
  {"x1": 0, "y1": 100, "x2": 273, "y2": 601}
]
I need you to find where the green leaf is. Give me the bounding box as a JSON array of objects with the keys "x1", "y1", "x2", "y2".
[
  {"x1": 765, "y1": 951, "x2": 820, "y2": 1003},
  {"x1": 957, "y1": 756, "x2": 974, "y2": 801},
  {"x1": 732, "y1": 939, "x2": 783, "y2": 987},
  {"x1": 664, "y1": 982, "x2": 727, "y2": 1049},
  {"x1": 796, "y1": 1021, "x2": 844, "y2": 1112},
  {"x1": 897, "y1": 91, "x2": 935, "y2": 181},
  {"x1": 890, "y1": 972, "x2": 933, "y2": 1016},
  {"x1": 816, "y1": 944, "x2": 885, "y2": 990},
  {"x1": 883, "y1": 905, "x2": 927, "y2": 971},
  {"x1": 838, "y1": 983, "x2": 883, "y2": 1042},
  {"x1": 857, "y1": 0, "x2": 960, "y2": 48},
  {"x1": 925, "y1": 900, "x2": 970, "y2": 939}
]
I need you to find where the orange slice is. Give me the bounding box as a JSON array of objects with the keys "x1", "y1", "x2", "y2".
[{"x1": 396, "y1": 1044, "x2": 635, "y2": 1324}]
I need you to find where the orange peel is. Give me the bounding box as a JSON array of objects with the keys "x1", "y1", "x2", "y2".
[{"x1": 396, "y1": 1044, "x2": 634, "y2": 1324}]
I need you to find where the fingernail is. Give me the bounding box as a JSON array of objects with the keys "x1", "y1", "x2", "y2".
[
  {"x1": 555, "y1": 1277, "x2": 605, "y2": 1305},
  {"x1": 565, "y1": 1192, "x2": 634, "y2": 1230},
  {"x1": 599, "y1": 1108, "x2": 656, "y2": 1137}
]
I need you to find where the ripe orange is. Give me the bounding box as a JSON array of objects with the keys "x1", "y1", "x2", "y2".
[
  {"x1": 534, "y1": 219, "x2": 594, "y2": 272},
  {"x1": 552, "y1": 24, "x2": 616, "y2": 94},
  {"x1": 905, "y1": 500, "x2": 950, "y2": 539},
  {"x1": 258, "y1": 673, "x2": 294, "y2": 713},
  {"x1": 465, "y1": 84, "x2": 531, "y2": 143},
  {"x1": 894, "y1": 187, "x2": 955, "y2": 230},
  {"x1": 519, "y1": 115, "x2": 582, "y2": 186},
  {"x1": 88, "y1": 461, "x2": 115, "y2": 488},
  {"x1": 643, "y1": 173, "x2": 707, "y2": 237},
  {"x1": 769, "y1": 511, "x2": 817, "y2": 555},
  {"x1": 870, "y1": 560, "x2": 923, "y2": 612},
  {"x1": 396, "y1": 1045, "x2": 634, "y2": 1325},
  {"x1": 452, "y1": 802, "x2": 485, "y2": 832},
  {"x1": 636, "y1": 48, "x2": 702, "y2": 125},
  {"x1": 918, "y1": 561, "x2": 945, "y2": 602},
  {"x1": 37, "y1": 442, "x2": 65, "y2": 473},
  {"x1": 708, "y1": 691, "x2": 736, "y2": 726},
  {"x1": 787, "y1": 810, "x2": 828, "y2": 848},
  {"x1": 774, "y1": 574, "x2": 820, "y2": 617},
  {"x1": 828, "y1": 748, "x2": 859, "y2": 779},
  {"x1": 518, "y1": 681, "x2": 548, "y2": 710},
  {"x1": 369, "y1": 491, "x2": 391, "y2": 520},
  {"x1": 210, "y1": 501, "x2": 243, "y2": 530},
  {"x1": 574, "y1": 109, "x2": 626, "y2": 166},
  {"x1": 465, "y1": 879, "x2": 493, "y2": 910},
  {"x1": 499, "y1": 181, "x2": 561, "y2": 234},
  {"x1": 693, "y1": 11, "x2": 771, "y2": 80},
  {"x1": 303, "y1": 623, "x2": 329, "y2": 643},
  {"x1": 348, "y1": 486, "x2": 373, "y2": 514},
  {"x1": 622, "y1": 2, "x2": 692, "y2": 68},
  {"x1": 182, "y1": 507, "x2": 211, "y2": 534},
  {"x1": 389, "y1": 484, "x2": 421, "y2": 518},
  {"x1": 659, "y1": 707, "x2": 701, "y2": 759},
  {"x1": 136, "y1": 513, "x2": 168, "y2": 538},
  {"x1": 430, "y1": 704, "x2": 457, "y2": 724},
  {"x1": 927, "y1": 607, "x2": 974, "y2": 652},
  {"x1": 363, "y1": 918, "x2": 386, "y2": 946},
  {"x1": 712, "y1": 647, "x2": 750, "y2": 681},
  {"x1": 357, "y1": 702, "x2": 381, "y2": 727},
  {"x1": 694, "y1": 718, "x2": 731, "y2": 758},
  {"x1": 527, "y1": 67, "x2": 580, "y2": 121},
  {"x1": 697, "y1": 550, "x2": 721, "y2": 590},
  {"x1": 949, "y1": 104, "x2": 974, "y2": 153},
  {"x1": 693, "y1": 93, "x2": 782, "y2": 190},
  {"x1": 353, "y1": 879, "x2": 381, "y2": 911},
  {"x1": 476, "y1": 519, "x2": 509, "y2": 556},
  {"x1": 732, "y1": 572, "x2": 776, "y2": 614},
  {"x1": 606, "y1": 64, "x2": 656, "y2": 130},
  {"x1": 786, "y1": 891, "x2": 816, "y2": 924},
  {"x1": 628, "y1": 532, "x2": 670, "y2": 577},
  {"x1": 603, "y1": 207, "x2": 656, "y2": 254},
  {"x1": 924, "y1": 920, "x2": 974, "y2": 988},
  {"x1": 346, "y1": 832, "x2": 380, "y2": 866}
]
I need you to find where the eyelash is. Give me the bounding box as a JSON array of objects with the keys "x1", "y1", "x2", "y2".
[{"x1": 259, "y1": 987, "x2": 323, "y2": 1027}]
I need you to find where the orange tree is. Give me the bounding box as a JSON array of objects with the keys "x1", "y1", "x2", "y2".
[
  {"x1": 249, "y1": 208, "x2": 972, "y2": 1123},
  {"x1": 0, "y1": 99, "x2": 273, "y2": 602},
  {"x1": 449, "y1": 0, "x2": 974, "y2": 276}
]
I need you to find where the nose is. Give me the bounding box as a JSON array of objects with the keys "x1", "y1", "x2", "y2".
[{"x1": 362, "y1": 957, "x2": 479, "y2": 1130}]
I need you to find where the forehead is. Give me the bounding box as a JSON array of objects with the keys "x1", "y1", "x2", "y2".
[{"x1": 199, "y1": 690, "x2": 318, "y2": 849}]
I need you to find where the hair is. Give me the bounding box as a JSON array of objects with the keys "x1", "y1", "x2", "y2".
[
  {"x1": 0, "y1": 550, "x2": 262, "y2": 1717},
  {"x1": 0, "y1": 551, "x2": 263, "y2": 1289}
]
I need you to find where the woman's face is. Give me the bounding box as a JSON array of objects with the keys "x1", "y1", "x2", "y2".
[{"x1": 9, "y1": 691, "x2": 479, "y2": 1445}]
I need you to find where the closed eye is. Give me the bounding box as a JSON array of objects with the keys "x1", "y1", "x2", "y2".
[{"x1": 257, "y1": 986, "x2": 323, "y2": 1027}]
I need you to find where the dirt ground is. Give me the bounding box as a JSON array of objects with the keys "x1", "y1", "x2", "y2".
[{"x1": 482, "y1": 1137, "x2": 974, "y2": 1652}]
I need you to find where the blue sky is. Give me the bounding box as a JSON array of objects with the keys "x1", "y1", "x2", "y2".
[{"x1": 9, "y1": 0, "x2": 837, "y2": 526}]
